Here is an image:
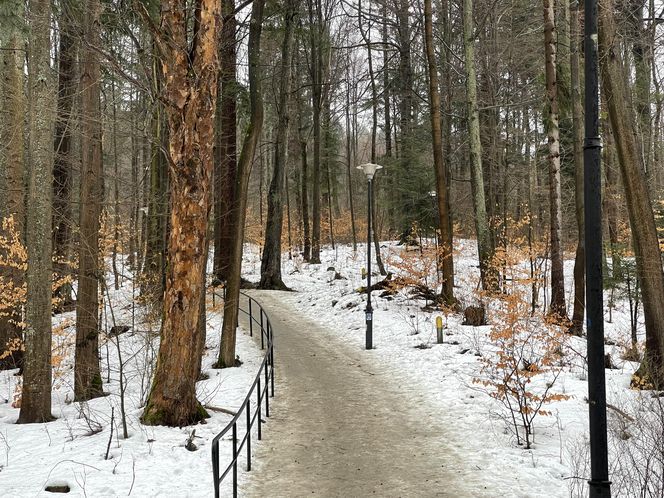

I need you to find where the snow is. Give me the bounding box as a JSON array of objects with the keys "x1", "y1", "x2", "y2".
[
  {"x1": 0, "y1": 262, "x2": 265, "y2": 497},
  {"x1": 0, "y1": 240, "x2": 652, "y2": 497},
  {"x1": 238, "y1": 239, "x2": 644, "y2": 497}
]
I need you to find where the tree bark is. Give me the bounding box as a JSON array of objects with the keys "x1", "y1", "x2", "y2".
[
  {"x1": 570, "y1": 1, "x2": 585, "y2": 335},
  {"x1": 0, "y1": 25, "x2": 26, "y2": 371},
  {"x1": 19, "y1": 0, "x2": 55, "y2": 423},
  {"x1": 397, "y1": 0, "x2": 413, "y2": 234},
  {"x1": 424, "y1": 0, "x2": 455, "y2": 304},
  {"x1": 52, "y1": 0, "x2": 77, "y2": 311},
  {"x1": 382, "y1": 1, "x2": 392, "y2": 158},
  {"x1": 599, "y1": 0, "x2": 664, "y2": 387},
  {"x1": 141, "y1": 0, "x2": 221, "y2": 426},
  {"x1": 75, "y1": 0, "x2": 104, "y2": 401},
  {"x1": 213, "y1": 0, "x2": 237, "y2": 282},
  {"x1": 216, "y1": 0, "x2": 265, "y2": 369},
  {"x1": 463, "y1": 0, "x2": 495, "y2": 291},
  {"x1": 308, "y1": 0, "x2": 324, "y2": 264},
  {"x1": 142, "y1": 55, "x2": 169, "y2": 302},
  {"x1": 543, "y1": 0, "x2": 567, "y2": 320},
  {"x1": 259, "y1": 0, "x2": 298, "y2": 290}
]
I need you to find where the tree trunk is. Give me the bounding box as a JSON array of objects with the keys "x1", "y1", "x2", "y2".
[
  {"x1": 345, "y1": 63, "x2": 357, "y2": 252},
  {"x1": 397, "y1": 0, "x2": 413, "y2": 234},
  {"x1": 570, "y1": 1, "x2": 585, "y2": 335},
  {"x1": 75, "y1": 0, "x2": 104, "y2": 401},
  {"x1": 382, "y1": 2, "x2": 392, "y2": 158},
  {"x1": 142, "y1": 56, "x2": 169, "y2": 302},
  {"x1": 52, "y1": 0, "x2": 76, "y2": 311},
  {"x1": 543, "y1": 0, "x2": 567, "y2": 320},
  {"x1": 424, "y1": 0, "x2": 455, "y2": 304},
  {"x1": 259, "y1": 0, "x2": 298, "y2": 290},
  {"x1": 141, "y1": 0, "x2": 221, "y2": 426},
  {"x1": 216, "y1": 0, "x2": 265, "y2": 369},
  {"x1": 19, "y1": 0, "x2": 55, "y2": 424},
  {"x1": 463, "y1": 0, "x2": 495, "y2": 291},
  {"x1": 599, "y1": 0, "x2": 664, "y2": 387},
  {"x1": 213, "y1": 0, "x2": 237, "y2": 282},
  {"x1": 309, "y1": 0, "x2": 324, "y2": 264},
  {"x1": 0, "y1": 26, "x2": 26, "y2": 371}
]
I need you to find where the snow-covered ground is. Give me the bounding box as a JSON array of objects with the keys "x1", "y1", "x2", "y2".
[
  {"x1": 0, "y1": 263, "x2": 265, "y2": 497},
  {"x1": 0, "y1": 240, "x2": 655, "y2": 497},
  {"x1": 239, "y1": 239, "x2": 648, "y2": 498}
]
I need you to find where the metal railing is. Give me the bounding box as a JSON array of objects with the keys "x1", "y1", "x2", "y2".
[{"x1": 211, "y1": 291, "x2": 275, "y2": 498}]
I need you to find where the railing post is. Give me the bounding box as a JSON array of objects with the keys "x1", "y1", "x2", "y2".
[
  {"x1": 264, "y1": 364, "x2": 270, "y2": 418},
  {"x1": 246, "y1": 399, "x2": 252, "y2": 471},
  {"x1": 249, "y1": 299, "x2": 253, "y2": 337},
  {"x1": 271, "y1": 351, "x2": 275, "y2": 398},
  {"x1": 260, "y1": 310, "x2": 264, "y2": 349},
  {"x1": 257, "y1": 378, "x2": 262, "y2": 440},
  {"x1": 232, "y1": 423, "x2": 238, "y2": 498},
  {"x1": 212, "y1": 440, "x2": 220, "y2": 498}
]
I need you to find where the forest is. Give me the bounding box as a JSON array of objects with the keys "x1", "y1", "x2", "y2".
[{"x1": 1, "y1": 0, "x2": 664, "y2": 496}]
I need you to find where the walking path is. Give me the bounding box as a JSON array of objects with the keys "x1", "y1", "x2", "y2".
[{"x1": 239, "y1": 290, "x2": 481, "y2": 498}]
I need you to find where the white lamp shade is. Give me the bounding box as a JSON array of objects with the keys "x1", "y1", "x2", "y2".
[{"x1": 357, "y1": 162, "x2": 383, "y2": 180}]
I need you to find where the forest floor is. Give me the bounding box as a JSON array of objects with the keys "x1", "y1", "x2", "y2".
[
  {"x1": 0, "y1": 239, "x2": 651, "y2": 497},
  {"x1": 237, "y1": 239, "x2": 647, "y2": 498},
  {"x1": 0, "y1": 264, "x2": 265, "y2": 497}
]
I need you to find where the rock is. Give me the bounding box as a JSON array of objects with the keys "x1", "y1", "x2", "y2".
[
  {"x1": 605, "y1": 353, "x2": 618, "y2": 369},
  {"x1": 109, "y1": 325, "x2": 130, "y2": 336},
  {"x1": 462, "y1": 305, "x2": 486, "y2": 326}
]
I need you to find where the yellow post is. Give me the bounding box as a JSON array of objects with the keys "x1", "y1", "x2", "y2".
[{"x1": 436, "y1": 316, "x2": 444, "y2": 344}]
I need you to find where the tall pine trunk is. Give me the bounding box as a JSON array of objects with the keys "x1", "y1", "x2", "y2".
[
  {"x1": 570, "y1": 2, "x2": 585, "y2": 334},
  {"x1": 216, "y1": 0, "x2": 265, "y2": 369},
  {"x1": 424, "y1": 0, "x2": 455, "y2": 304},
  {"x1": 543, "y1": 0, "x2": 567, "y2": 320},
  {"x1": 463, "y1": 0, "x2": 495, "y2": 290},
  {"x1": 309, "y1": 0, "x2": 323, "y2": 264},
  {"x1": 75, "y1": 0, "x2": 104, "y2": 401},
  {"x1": 599, "y1": 0, "x2": 664, "y2": 387},
  {"x1": 19, "y1": 0, "x2": 55, "y2": 423},
  {"x1": 0, "y1": 23, "x2": 26, "y2": 371},
  {"x1": 213, "y1": 0, "x2": 237, "y2": 282},
  {"x1": 260, "y1": 0, "x2": 298, "y2": 290},
  {"x1": 52, "y1": 0, "x2": 76, "y2": 311}
]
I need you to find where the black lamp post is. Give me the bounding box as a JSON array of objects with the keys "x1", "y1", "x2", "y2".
[
  {"x1": 583, "y1": 0, "x2": 611, "y2": 495},
  {"x1": 357, "y1": 162, "x2": 383, "y2": 350}
]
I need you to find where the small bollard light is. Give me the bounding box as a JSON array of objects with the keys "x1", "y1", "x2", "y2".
[{"x1": 436, "y1": 316, "x2": 444, "y2": 344}]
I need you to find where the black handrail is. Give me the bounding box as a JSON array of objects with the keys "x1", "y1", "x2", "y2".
[{"x1": 211, "y1": 290, "x2": 275, "y2": 498}]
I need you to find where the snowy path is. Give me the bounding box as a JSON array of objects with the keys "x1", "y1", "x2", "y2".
[{"x1": 239, "y1": 290, "x2": 481, "y2": 498}]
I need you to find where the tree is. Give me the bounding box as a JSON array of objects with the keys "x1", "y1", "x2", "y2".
[
  {"x1": 141, "y1": 0, "x2": 221, "y2": 426},
  {"x1": 569, "y1": 0, "x2": 584, "y2": 335},
  {"x1": 543, "y1": 0, "x2": 566, "y2": 320},
  {"x1": 463, "y1": 0, "x2": 495, "y2": 291},
  {"x1": 424, "y1": 0, "x2": 455, "y2": 304},
  {"x1": 213, "y1": 0, "x2": 237, "y2": 282},
  {"x1": 18, "y1": 0, "x2": 55, "y2": 424},
  {"x1": 599, "y1": 0, "x2": 664, "y2": 387},
  {"x1": 0, "y1": 0, "x2": 26, "y2": 370},
  {"x1": 75, "y1": 0, "x2": 104, "y2": 401},
  {"x1": 259, "y1": 0, "x2": 299, "y2": 290},
  {"x1": 216, "y1": 0, "x2": 265, "y2": 369},
  {"x1": 308, "y1": 0, "x2": 325, "y2": 264},
  {"x1": 52, "y1": 0, "x2": 77, "y2": 310}
]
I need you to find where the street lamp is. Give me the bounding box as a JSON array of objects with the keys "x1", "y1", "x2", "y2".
[{"x1": 357, "y1": 162, "x2": 383, "y2": 350}]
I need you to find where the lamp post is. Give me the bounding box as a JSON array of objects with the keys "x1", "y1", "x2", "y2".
[
  {"x1": 583, "y1": 0, "x2": 610, "y2": 495},
  {"x1": 357, "y1": 162, "x2": 383, "y2": 350}
]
